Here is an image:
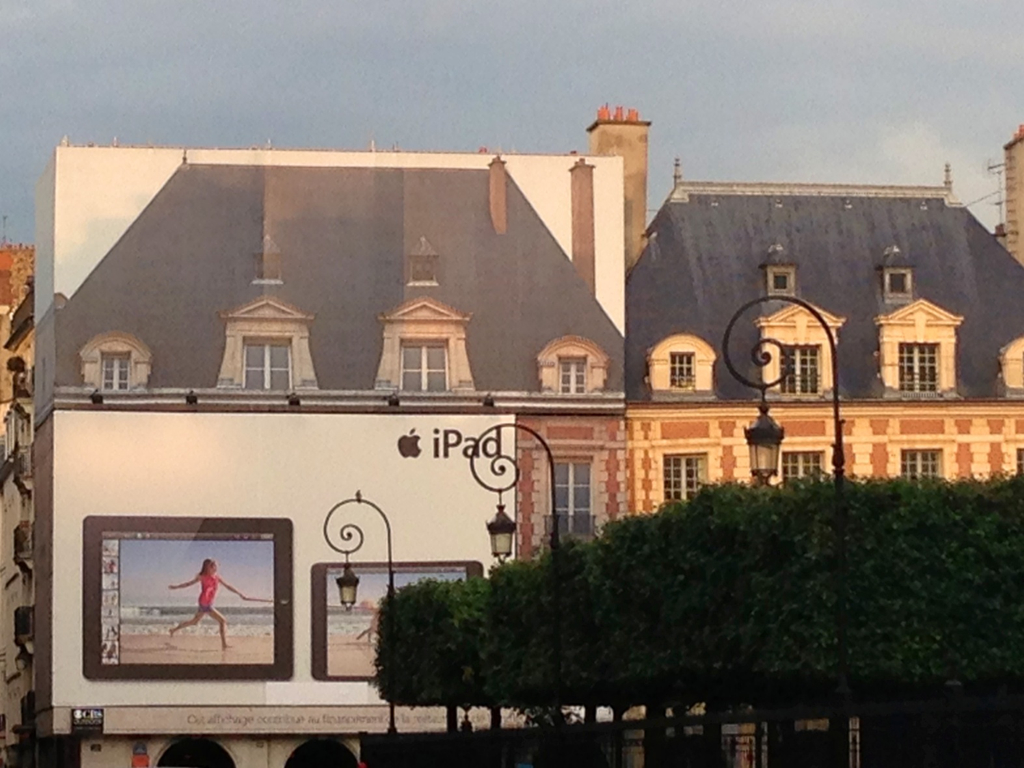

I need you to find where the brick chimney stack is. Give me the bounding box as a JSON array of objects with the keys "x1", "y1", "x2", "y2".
[
  {"x1": 587, "y1": 105, "x2": 650, "y2": 273},
  {"x1": 1003, "y1": 124, "x2": 1024, "y2": 266}
]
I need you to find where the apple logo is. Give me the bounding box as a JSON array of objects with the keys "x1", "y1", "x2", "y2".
[{"x1": 397, "y1": 429, "x2": 421, "y2": 458}]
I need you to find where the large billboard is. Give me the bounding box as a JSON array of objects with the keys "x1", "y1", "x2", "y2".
[
  {"x1": 83, "y1": 516, "x2": 293, "y2": 680},
  {"x1": 50, "y1": 411, "x2": 512, "y2": 707},
  {"x1": 310, "y1": 562, "x2": 481, "y2": 681}
]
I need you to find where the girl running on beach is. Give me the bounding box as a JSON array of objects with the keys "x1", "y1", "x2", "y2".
[{"x1": 168, "y1": 558, "x2": 270, "y2": 649}]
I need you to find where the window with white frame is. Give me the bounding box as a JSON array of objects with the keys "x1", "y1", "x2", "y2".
[
  {"x1": 898, "y1": 343, "x2": 939, "y2": 392},
  {"x1": 559, "y1": 358, "x2": 587, "y2": 394},
  {"x1": 401, "y1": 344, "x2": 447, "y2": 392},
  {"x1": 243, "y1": 343, "x2": 291, "y2": 390},
  {"x1": 901, "y1": 450, "x2": 942, "y2": 479},
  {"x1": 101, "y1": 353, "x2": 131, "y2": 391},
  {"x1": 552, "y1": 462, "x2": 593, "y2": 538},
  {"x1": 80, "y1": 331, "x2": 153, "y2": 391},
  {"x1": 780, "y1": 346, "x2": 820, "y2": 394},
  {"x1": 664, "y1": 454, "x2": 706, "y2": 501},
  {"x1": 781, "y1": 451, "x2": 824, "y2": 482},
  {"x1": 669, "y1": 352, "x2": 696, "y2": 390}
]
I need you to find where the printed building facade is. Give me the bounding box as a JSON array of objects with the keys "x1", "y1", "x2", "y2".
[{"x1": 19, "y1": 132, "x2": 634, "y2": 768}]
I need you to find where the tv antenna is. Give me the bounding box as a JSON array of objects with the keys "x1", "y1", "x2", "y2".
[{"x1": 987, "y1": 159, "x2": 1006, "y2": 223}]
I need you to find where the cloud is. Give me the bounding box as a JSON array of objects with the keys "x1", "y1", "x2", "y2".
[{"x1": 0, "y1": 0, "x2": 1021, "y2": 241}]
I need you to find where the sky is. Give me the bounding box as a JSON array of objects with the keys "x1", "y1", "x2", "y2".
[
  {"x1": 1, "y1": 0, "x2": 1021, "y2": 244},
  {"x1": 117, "y1": 537, "x2": 275, "y2": 607}
]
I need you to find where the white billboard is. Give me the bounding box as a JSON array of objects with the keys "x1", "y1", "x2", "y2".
[{"x1": 51, "y1": 410, "x2": 513, "y2": 708}]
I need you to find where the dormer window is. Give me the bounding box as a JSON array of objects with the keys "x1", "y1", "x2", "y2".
[
  {"x1": 253, "y1": 235, "x2": 283, "y2": 284},
  {"x1": 875, "y1": 299, "x2": 962, "y2": 396},
  {"x1": 766, "y1": 266, "x2": 796, "y2": 296},
  {"x1": 80, "y1": 332, "x2": 153, "y2": 391},
  {"x1": 647, "y1": 334, "x2": 716, "y2": 394},
  {"x1": 755, "y1": 303, "x2": 845, "y2": 395},
  {"x1": 537, "y1": 336, "x2": 610, "y2": 394},
  {"x1": 375, "y1": 297, "x2": 474, "y2": 392},
  {"x1": 406, "y1": 237, "x2": 440, "y2": 286},
  {"x1": 217, "y1": 297, "x2": 318, "y2": 390},
  {"x1": 884, "y1": 268, "x2": 913, "y2": 299}
]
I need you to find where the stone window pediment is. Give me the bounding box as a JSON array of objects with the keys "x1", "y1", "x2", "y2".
[
  {"x1": 80, "y1": 331, "x2": 152, "y2": 391},
  {"x1": 537, "y1": 335, "x2": 609, "y2": 394},
  {"x1": 217, "y1": 296, "x2": 318, "y2": 390},
  {"x1": 647, "y1": 333, "x2": 716, "y2": 394},
  {"x1": 999, "y1": 335, "x2": 1024, "y2": 393},
  {"x1": 375, "y1": 297, "x2": 474, "y2": 392},
  {"x1": 755, "y1": 303, "x2": 845, "y2": 395},
  {"x1": 875, "y1": 299, "x2": 963, "y2": 395}
]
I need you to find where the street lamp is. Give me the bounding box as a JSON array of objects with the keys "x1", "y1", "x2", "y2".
[
  {"x1": 745, "y1": 404, "x2": 785, "y2": 485},
  {"x1": 468, "y1": 422, "x2": 564, "y2": 722},
  {"x1": 721, "y1": 295, "x2": 850, "y2": 707},
  {"x1": 336, "y1": 562, "x2": 360, "y2": 610},
  {"x1": 486, "y1": 504, "x2": 517, "y2": 562},
  {"x1": 323, "y1": 490, "x2": 398, "y2": 735}
]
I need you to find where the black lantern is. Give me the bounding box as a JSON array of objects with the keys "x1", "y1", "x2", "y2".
[
  {"x1": 744, "y1": 404, "x2": 784, "y2": 485},
  {"x1": 486, "y1": 504, "x2": 517, "y2": 562},
  {"x1": 336, "y1": 562, "x2": 360, "y2": 610}
]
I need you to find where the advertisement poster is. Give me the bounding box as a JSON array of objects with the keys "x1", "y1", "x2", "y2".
[
  {"x1": 311, "y1": 562, "x2": 482, "y2": 680},
  {"x1": 83, "y1": 516, "x2": 293, "y2": 680}
]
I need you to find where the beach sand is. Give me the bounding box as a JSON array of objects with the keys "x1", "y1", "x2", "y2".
[
  {"x1": 328, "y1": 634, "x2": 376, "y2": 678},
  {"x1": 119, "y1": 633, "x2": 274, "y2": 665}
]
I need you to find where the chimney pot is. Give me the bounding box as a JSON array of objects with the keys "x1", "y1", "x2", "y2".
[
  {"x1": 597, "y1": 105, "x2": 611, "y2": 120},
  {"x1": 627, "y1": 108, "x2": 639, "y2": 122},
  {"x1": 614, "y1": 106, "x2": 624, "y2": 121}
]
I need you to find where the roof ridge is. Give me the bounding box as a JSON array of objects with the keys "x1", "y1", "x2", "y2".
[{"x1": 669, "y1": 180, "x2": 961, "y2": 206}]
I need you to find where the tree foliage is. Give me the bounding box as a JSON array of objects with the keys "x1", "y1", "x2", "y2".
[{"x1": 376, "y1": 476, "x2": 1024, "y2": 709}]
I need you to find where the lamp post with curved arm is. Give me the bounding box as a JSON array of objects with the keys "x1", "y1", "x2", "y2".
[
  {"x1": 469, "y1": 422, "x2": 563, "y2": 722},
  {"x1": 323, "y1": 490, "x2": 397, "y2": 735},
  {"x1": 721, "y1": 295, "x2": 849, "y2": 702}
]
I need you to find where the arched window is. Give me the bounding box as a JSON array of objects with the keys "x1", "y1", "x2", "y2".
[
  {"x1": 999, "y1": 335, "x2": 1024, "y2": 394},
  {"x1": 537, "y1": 336, "x2": 610, "y2": 394},
  {"x1": 647, "y1": 333, "x2": 716, "y2": 394},
  {"x1": 79, "y1": 331, "x2": 153, "y2": 391}
]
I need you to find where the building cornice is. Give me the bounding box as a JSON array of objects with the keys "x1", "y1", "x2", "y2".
[
  {"x1": 667, "y1": 180, "x2": 961, "y2": 207},
  {"x1": 51, "y1": 387, "x2": 626, "y2": 416}
]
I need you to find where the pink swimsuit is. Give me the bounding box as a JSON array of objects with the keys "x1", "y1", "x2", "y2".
[{"x1": 198, "y1": 574, "x2": 219, "y2": 611}]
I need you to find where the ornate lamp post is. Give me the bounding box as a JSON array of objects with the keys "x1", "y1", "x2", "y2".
[
  {"x1": 323, "y1": 490, "x2": 398, "y2": 735},
  {"x1": 721, "y1": 296, "x2": 850, "y2": 704},
  {"x1": 469, "y1": 422, "x2": 563, "y2": 722}
]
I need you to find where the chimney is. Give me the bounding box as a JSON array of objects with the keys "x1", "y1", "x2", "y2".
[
  {"x1": 489, "y1": 155, "x2": 507, "y2": 234},
  {"x1": 570, "y1": 158, "x2": 596, "y2": 292},
  {"x1": 587, "y1": 105, "x2": 650, "y2": 273},
  {"x1": 1004, "y1": 124, "x2": 1024, "y2": 266}
]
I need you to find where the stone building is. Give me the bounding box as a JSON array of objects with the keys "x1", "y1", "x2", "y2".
[{"x1": 626, "y1": 177, "x2": 1024, "y2": 511}]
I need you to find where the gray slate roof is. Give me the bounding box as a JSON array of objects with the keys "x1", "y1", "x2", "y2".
[
  {"x1": 626, "y1": 188, "x2": 1024, "y2": 401},
  {"x1": 55, "y1": 164, "x2": 623, "y2": 392}
]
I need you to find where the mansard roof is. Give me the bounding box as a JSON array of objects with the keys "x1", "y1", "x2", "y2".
[
  {"x1": 626, "y1": 182, "x2": 1024, "y2": 400},
  {"x1": 55, "y1": 164, "x2": 623, "y2": 392}
]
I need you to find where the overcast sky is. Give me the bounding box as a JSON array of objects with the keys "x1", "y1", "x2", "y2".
[{"x1": 1, "y1": 0, "x2": 1021, "y2": 244}]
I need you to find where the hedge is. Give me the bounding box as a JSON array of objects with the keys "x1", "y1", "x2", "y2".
[{"x1": 375, "y1": 476, "x2": 1024, "y2": 709}]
